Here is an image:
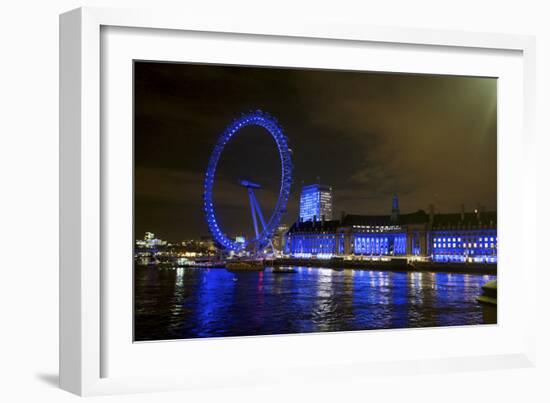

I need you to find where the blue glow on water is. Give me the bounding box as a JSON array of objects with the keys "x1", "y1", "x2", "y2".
[{"x1": 135, "y1": 266, "x2": 496, "y2": 341}]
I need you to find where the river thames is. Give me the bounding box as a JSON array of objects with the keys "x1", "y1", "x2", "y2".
[{"x1": 134, "y1": 266, "x2": 496, "y2": 341}]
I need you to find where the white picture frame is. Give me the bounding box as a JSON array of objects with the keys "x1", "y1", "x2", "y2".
[{"x1": 60, "y1": 6, "x2": 537, "y2": 396}]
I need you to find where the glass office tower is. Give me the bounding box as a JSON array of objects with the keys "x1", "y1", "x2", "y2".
[{"x1": 299, "y1": 184, "x2": 333, "y2": 222}]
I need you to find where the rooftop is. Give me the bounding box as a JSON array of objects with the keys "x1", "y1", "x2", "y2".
[
  {"x1": 288, "y1": 209, "x2": 496, "y2": 233},
  {"x1": 432, "y1": 211, "x2": 497, "y2": 230}
]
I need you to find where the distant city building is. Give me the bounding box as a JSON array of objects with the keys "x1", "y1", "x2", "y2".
[
  {"x1": 200, "y1": 235, "x2": 217, "y2": 252},
  {"x1": 299, "y1": 184, "x2": 333, "y2": 222},
  {"x1": 286, "y1": 197, "x2": 497, "y2": 264},
  {"x1": 136, "y1": 232, "x2": 167, "y2": 248}
]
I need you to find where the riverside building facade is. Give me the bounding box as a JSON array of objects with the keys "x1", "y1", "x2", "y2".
[{"x1": 285, "y1": 194, "x2": 497, "y2": 263}]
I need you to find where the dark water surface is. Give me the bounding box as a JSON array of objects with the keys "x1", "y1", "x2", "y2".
[{"x1": 134, "y1": 266, "x2": 496, "y2": 341}]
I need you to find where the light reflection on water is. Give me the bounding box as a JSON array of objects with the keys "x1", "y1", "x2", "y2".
[{"x1": 134, "y1": 266, "x2": 496, "y2": 341}]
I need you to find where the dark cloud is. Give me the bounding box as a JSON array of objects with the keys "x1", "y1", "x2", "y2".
[{"x1": 134, "y1": 62, "x2": 496, "y2": 241}]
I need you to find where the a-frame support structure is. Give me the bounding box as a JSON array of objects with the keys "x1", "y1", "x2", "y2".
[{"x1": 239, "y1": 179, "x2": 275, "y2": 254}]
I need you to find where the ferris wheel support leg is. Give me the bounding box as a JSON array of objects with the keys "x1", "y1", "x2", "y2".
[
  {"x1": 247, "y1": 188, "x2": 260, "y2": 239},
  {"x1": 249, "y1": 190, "x2": 277, "y2": 255},
  {"x1": 252, "y1": 194, "x2": 268, "y2": 232},
  {"x1": 253, "y1": 197, "x2": 278, "y2": 254}
]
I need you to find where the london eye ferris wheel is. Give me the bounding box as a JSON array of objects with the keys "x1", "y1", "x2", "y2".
[{"x1": 203, "y1": 110, "x2": 293, "y2": 254}]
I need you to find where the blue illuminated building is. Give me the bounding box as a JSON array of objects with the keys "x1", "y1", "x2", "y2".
[
  {"x1": 299, "y1": 184, "x2": 333, "y2": 222},
  {"x1": 429, "y1": 209, "x2": 497, "y2": 263},
  {"x1": 286, "y1": 195, "x2": 497, "y2": 264}
]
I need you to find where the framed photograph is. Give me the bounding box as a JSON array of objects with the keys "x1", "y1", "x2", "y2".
[{"x1": 60, "y1": 7, "x2": 537, "y2": 396}]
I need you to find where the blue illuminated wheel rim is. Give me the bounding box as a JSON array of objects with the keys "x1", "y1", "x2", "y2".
[{"x1": 203, "y1": 110, "x2": 293, "y2": 252}]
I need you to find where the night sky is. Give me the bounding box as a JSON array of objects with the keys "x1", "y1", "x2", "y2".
[{"x1": 134, "y1": 61, "x2": 496, "y2": 242}]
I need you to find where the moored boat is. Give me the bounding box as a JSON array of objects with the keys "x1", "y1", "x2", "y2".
[
  {"x1": 226, "y1": 260, "x2": 265, "y2": 271},
  {"x1": 476, "y1": 280, "x2": 497, "y2": 323},
  {"x1": 194, "y1": 261, "x2": 226, "y2": 268}
]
